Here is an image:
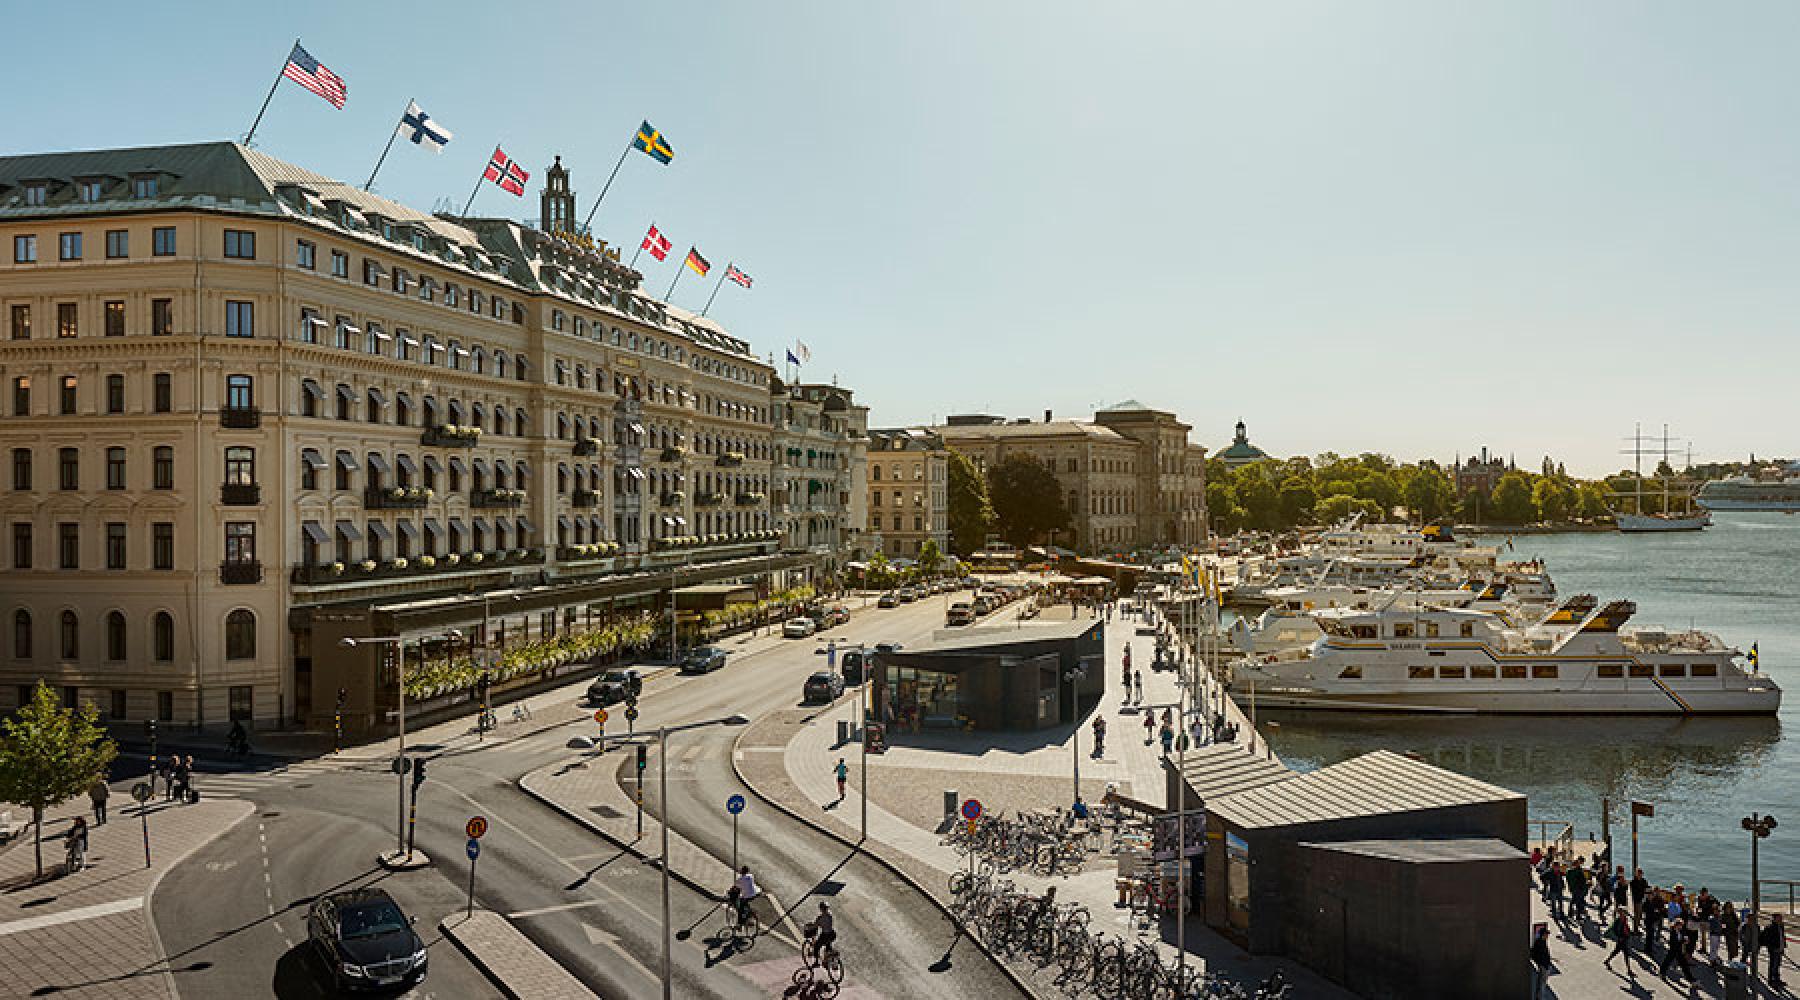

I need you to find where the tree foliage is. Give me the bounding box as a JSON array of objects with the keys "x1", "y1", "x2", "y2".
[
  {"x1": 1488, "y1": 471, "x2": 1538, "y2": 525},
  {"x1": 946, "y1": 450, "x2": 994, "y2": 556},
  {"x1": 0, "y1": 683, "x2": 117, "y2": 878},
  {"x1": 987, "y1": 453, "x2": 1071, "y2": 546}
]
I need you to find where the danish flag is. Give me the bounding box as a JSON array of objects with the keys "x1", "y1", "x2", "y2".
[{"x1": 641, "y1": 224, "x2": 672, "y2": 262}]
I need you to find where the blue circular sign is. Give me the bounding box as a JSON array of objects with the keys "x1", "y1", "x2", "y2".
[
  {"x1": 726, "y1": 794, "x2": 746, "y2": 815},
  {"x1": 961, "y1": 798, "x2": 984, "y2": 821},
  {"x1": 466, "y1": 837, "x2": 481, "y2": 860}
]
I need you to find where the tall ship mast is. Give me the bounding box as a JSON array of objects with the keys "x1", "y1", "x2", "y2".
[{"x1": 1612, "y1": 423, "x2": 1710, "y2": 533}]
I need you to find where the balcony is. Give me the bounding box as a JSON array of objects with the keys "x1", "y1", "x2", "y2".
[
  {"x1": 555, "y1": 542, "x2": 620, "y2": 561},
  {"x1": 289, "y1": 549, "x2": 546, "y2": 585},
  {"x1": 219, "y1": 405, "x2": 261, "y2": 429},
  {"x1": 573, "y1": 438, "x2": 601, "y2": 457},
  {"x1": 470, "y1": 488, "x2": 525, "y2": 509},
  {"x1": 365, "y1": 486, "x2": 430, "y2": 509},
  {"x1": 659, "y1": 491, "x2": 686, "y2": 507},
  {"x1": 735, "y1": 492, "x2": 766, "y2": 506},
  {"x1": 694, "y1": 492, "x2": 724, "y2": 507},
  {"x1": 715, "y1": 453, "x2": 744, "y2": 468},
  {"x1": 421, "y1": 424, "x2": 481, "y2": 448},
  {"x1": 572, "y1": 489, "x2": 600, "y2": 509},
  {"x1": 219, "y1": 559, "x2": 263, "y2": 585},
  {"x1": 659, "y1": 447, "x2": 686, "y2": 463},
  {"x1": 219, "y1": 483, "x2": 261, "y2": 506}
]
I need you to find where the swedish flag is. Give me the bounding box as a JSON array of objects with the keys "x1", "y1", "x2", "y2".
[
  {"x1": 633, "y1": 121, "x2": 674, "y2": 164},
  {"x1": 1750, "y1": 642, "x2": 1760, "y2": 670}
]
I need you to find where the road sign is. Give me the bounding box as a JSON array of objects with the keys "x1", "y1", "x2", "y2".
[
  {"x1": 726, "y1": 794, "x2": 746, "y2": 815},
  {"x1": 594, "y1": 708, "x2": 609, "y2": 726},
  {"x1": 966, "y1": 818, "x2": 979, "y2": 837},
  {"x1": 624, "y1": 706, "x2": 639, "y2": 722},
  {"x1": 466, "y1": 816, "x2": 488, "y2": 839},
  {"x1": 131, "y1": 782, "x2": 151, "y2": 803},
  {"x1": 466, "y1": 837, "x2": 481, "y2": 860},
  {"x1": 1631, "y1": 800, "x2": 1655, "y2": 818},
  {"x1": 961, "y1": 798, "x2": 983, "y2": 821},
  {"x1": 391, "y1": 756, "x2": 411, "y2": 775}
]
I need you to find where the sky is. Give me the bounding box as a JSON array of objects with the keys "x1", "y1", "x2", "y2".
[{"x1": 8, "y1": 1, "x2": 1800, "y2": 476}]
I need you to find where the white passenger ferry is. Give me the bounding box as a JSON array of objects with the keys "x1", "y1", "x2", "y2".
[{"x1": 1227, "y1": 597, "x2": 1779, "y2": 715}]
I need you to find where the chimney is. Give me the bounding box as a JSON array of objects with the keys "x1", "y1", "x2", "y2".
[{"x1": 1044, "y1": 409, "x2": 1053, "y2": 424}]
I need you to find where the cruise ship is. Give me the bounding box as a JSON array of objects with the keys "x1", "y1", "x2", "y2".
[
  {"x1": 1227, "y1": 596, "x2": 1780, "y2": 715},
  {"x1": 1697, "y1": 463, "x2": 1800, "y2": 511}
]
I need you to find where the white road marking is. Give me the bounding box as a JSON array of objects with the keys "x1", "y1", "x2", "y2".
[
  {"x1": 506, "y1": 899, "x2": 617, "y2": 919},
  {"x1": 0, "y1": 897, "x2": 143, "y2": 937}
]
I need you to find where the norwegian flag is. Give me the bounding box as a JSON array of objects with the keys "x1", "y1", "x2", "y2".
[
  {"x1": 483, "y1": 146, "x2": 529, "y2": 197},
  {"x1": 641, "y1": 224, "x2": 672, "y2": 262},
  {"x1": 726, "y1": 264, "x2": 752, "y2": 289}
]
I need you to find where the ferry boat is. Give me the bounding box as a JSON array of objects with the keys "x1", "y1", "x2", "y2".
[
  {"x1": 1231, "y1": 577, "x2": 1561, "y2": 656},
  {"x1": 1697, "y1": 463, "x2": 1800, "y2": 511},
  {"x1": 1227, "y1": 596, "x2": 1779, "y2": 715}
]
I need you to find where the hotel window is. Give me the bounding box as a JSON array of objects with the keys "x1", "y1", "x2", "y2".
[
  {"x1": 105, "y1": 447, "x2": 125, "y2": 489},
  {"x1": 223, "y1": 229, "x2": 256, "y2": 259},
  {"x1": 133, "y1": 176, "x2": 158, "y2": 199},
  {"x1": 11, "y1": 449, "x2": 28, "y2": 490},
  {"x1": 105, "y1": 230, "x2": 128, "y2": 258},
  {"x1": 10, "y1": 304, "x2": 28, "y2": 340},
  {"x1": 23, "y1": 183, "x2": 46, "y2": 206},
  {"x1": 331, "y1": 250, "x2": 349, "y2": 277},
  {"x1": 296, "y1": 239, "x2": 315, "y2": 270},
  {"x1": 152, "y1": 523, "x2": 173, "y2": 570},
  {"x1": 59, "y1": 613, "x2": 79, "y2": 660},
  {"x1": 224, "y1": 447, "x2": 255, "y2": 487},
  {"x1": 13, "y1": 234, "x2": 36, "y2": 263},
  {"x1": 225, "y1": 374, "x2": 253, "y2": 411},
  {"x1": 152, "y1": 447, "x2": 173, "y2": 490},
  {"x1": 151, "y1": 298, "x2": 173, "y2": 335},
  {"x1": 363, "y1": 259, "x2": 381, "y2": 285},
  {"x1": 225, "y1": 301, "x2": 253, "y2": 338},
  {"x1": 152, "y1": 374, "x2": 172, "y2": 413},
  {"x1": 58, "y1": 376, "x2": 77, "y2": 414},
  {"x1": 54, "y1": 447, "x2": 76, "y2": 489},
  {"x1": 59, "y1": 232, "x2": 82, "y2": 260},
  {"x1": 12, "y1": 524, "x2": 31, "y2": 569},
  {"x1": 224, "y1": 522, "x2": 257, "y2": 564},
  {"x1": 56, "y1": 302, "x2": 77, "y2": 338},
  {"x1": 105, "y1": 523, "x2": 126, "y2": 570},
  {"x1": 225, "y1": 609, "x2": 256, "y2": 660},
  {"x1": 58, "y1": 523, "x2": 79, "y2": 569},
  {"x1": 104, "y1": 300, "x2": 125, "y2": 337},
  {"x1": 335, "y1": 384, "x2": 353, "y2": 421},
  {"x1": 152, "y1": 612, "x2": 174, "y2": 661},
  {"x1": 152, "y1": 227, "x2": 176, "y2": 256}
]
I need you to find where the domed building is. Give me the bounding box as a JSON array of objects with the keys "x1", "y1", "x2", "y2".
[{"x1": 1217, "y1": 420, "x2": 1269, "y2": 470}]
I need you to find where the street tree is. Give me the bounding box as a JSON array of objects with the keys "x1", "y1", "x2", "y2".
[
  {"x1": 917, "y1": 538, "x2": 944, "y2": 577},
  {"x1": 987, "y1": 453, "x2": 1070, "y2": 546},
  {"x1": 0, "y1": 682, "x2": 117, "y2": 878},
  {"x1": 946, "y1": 450, "x2": 994, "y2": 555}
]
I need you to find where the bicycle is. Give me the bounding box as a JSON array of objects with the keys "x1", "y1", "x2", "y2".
[
  {"x1": 717, "y1": 896, "x2": 761, "y2": 950},
  {"x1": 793, "y1": 922, "x2": 843, "y2": 993}
]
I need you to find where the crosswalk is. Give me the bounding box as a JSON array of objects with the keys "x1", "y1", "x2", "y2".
[{"x1": 117, "y1": 754, "x2": 370, "y2": 801}]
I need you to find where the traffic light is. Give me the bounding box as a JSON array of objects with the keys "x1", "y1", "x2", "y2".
[
  {"x1": 477, "y1": 672, "x2": 491, "y2": 695},
  {"x1": 412, "y1": 757, "x2": 427, "y2": 786},
  {"x1": 636, "y1": 744, "x2": 647, "y2": 774},
  {"x1": 336, "y1": 687, "x2": 347, "y2": 709},
  {"x1": 143, "y1": 718, "x2": 157, "y2": 740}
]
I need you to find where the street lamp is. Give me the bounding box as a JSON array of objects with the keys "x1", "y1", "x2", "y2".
[
  {"x1": 340, "y1": 635, "x2": 410, "y2": 861},
  {"x1": 835, "y1": 641, "x2": 877, "y2": 841},
  {"x1": 1744, "y1": 812, "x2": 1778, "y2": 980}
]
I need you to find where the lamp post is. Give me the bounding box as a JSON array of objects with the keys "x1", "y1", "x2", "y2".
[
  {"x1": 1065, "y1": 664, "x2": 1086, "y2": 804},
  {"x1": 836, "y1": 641, "x2": 875, "y2": 841},
  {"x1": 340, "y1": 635, "x2": 409, "y2": 861},
  {"x1": 1744, "y1": 812, "x2": 1778, "y2": 980}
]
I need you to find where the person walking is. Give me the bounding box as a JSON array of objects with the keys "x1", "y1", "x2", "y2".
[
  {"x1": 833, "y1": 758, "x2": 848, "y2": 801},
  {"x1": 1605, "y1": 909, "x2": 1635, "y2": 976},
  {"x1": 1545, "y1": 862, "x2": 1567, "y2": 920},
  {"x1": 1566, "y1": 862, "x2": 1589, "y2": 921},
  {"x1": 1695, "y1": 888, "x2": 1719, "y2": 962},
  {"x1": 1142, "y1": 708, "x2": 1156, "y2": 746},
  {"x1": 1722, "y1": 902, "x2": 1741, "y2": 964},
  {"x1": 1530, "y1": 924, "x2": 1554, "y2": 1000},
  {"x1": 1658, "y1": 916, "x2": 1687, "y2": 982},
  {"x1": 64, "y1": 817, "x2": 88, "y2": 873},
  {"x1": 1630, "y1": 868, "x2": 1649, "y2": 922},
  {"x1": 1762, "y1": 913, "x2": 1786, "y2": 988},
  {"x1": 1132, "y1": 669, "x2": 1144, "y2": 704},
  {"x1": 173, "y1": 755, "x2": 192, "y2": 804},
  {"x1": 1091, "y1": 716, "x2": 1106, "y2": 757},
  {"x1": 1612, "y1": 869, "x2": 1629, "y2": 925},
  {"x1": 87, "y1": 777, "x2": 108, "y2": 826},
  {"x1": 1158, "y1": 721, "x2": 1174, "y2": 756}
]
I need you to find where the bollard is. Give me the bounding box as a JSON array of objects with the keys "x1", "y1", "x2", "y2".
[
  {"x1": 836, "y1": 719, "x2": 850, "y2": 745},
  {"x1": 944, "y1": 789, "x2": 959, "y2": 823},
  {"x1": 1721, "y1": 961, "x2": 1748, "y2": 1000}
]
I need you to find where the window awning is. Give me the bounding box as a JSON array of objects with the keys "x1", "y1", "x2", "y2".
[
  {"x1": 423, "y1": 517, "x2": 441, "y2": 535},
  {"x1": 515, "y1": 460, "x2": 530, "y2": 478},
  {"x1": 400, "y1": 336, "x2": 421, "y2": 348},
  {"x1": 587, "y1": 515, "x2": 603, "y2": 536},
  {"x1": 365, "y1": 453, "x2": 391, "y2": 476},
  {"x1": 629, "y1": 468, "x2": 645, "y2": 480},
  {"x1": 300, "y1": 448, "x2": 326, "y2": 470},
  {"x1": 448, "y1": 456, "x2": 467, "y2": 475},
  {"x1": 557, "y1": 515, "x2": 573, "y2": 531},
  {"x1": 335, "y1": 384, "x2": 355, "y2": 403},
  {"x1": 396, "y1": 519, "x2": 418, "y2": 542},
  {"x1": 422, "y1": 455, "x2": 442, "y2": 475},
  {"x1": 471, "y1": 458, "x2": 489, "y2": 476},
  {"x1": 516, "y1": 516, "x2": 533, "y2": 535},
  {"x1": 493, "y1": 458, "x2": 510, "y2": 477},
  {"x1": 335, "y1": 519, "x2": 362, "y2": 542},
  {"x1": 661, "y1": 516, "x2": 678, "y2": 528},
  {"x1": 448, "y1": 517, "x2": 466, "y2": 534},
  {"x1": 395, "y1": 453, "x2": 417, "y2": 476},
  {"x1": 338, "y1": 323, "x2": 362, "y2": 335},
  {"x1": 301, "y1": 379, "x2": 324, "y2": 400},
  {"x1": 367, "y1": 387, "x2": 387, "y2": 408},
  {"x1": 471, "y1": 517, "x2": 489, "y2": 536},
  {"x1": 366, "y1": 520, "x2": 393, "y2": 542},
  {"x1": 371, "y1": 328, "x2": 392, "y2": 342},
  {"x1": 335, "y1": 451, "x2": 358, "y2": 471},
  {"x1": 302, "y1": 520, "x2": 330, "y2": 544}
]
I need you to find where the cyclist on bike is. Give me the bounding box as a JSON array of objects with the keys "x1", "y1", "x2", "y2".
[
  {"x1": 731, "y1": 865, "x2": 758, "y2": 924},
  {"x1": 813, "y1": 901, "x2": 837, "y2": 958}
]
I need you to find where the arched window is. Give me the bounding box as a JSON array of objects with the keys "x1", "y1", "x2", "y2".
[
  {"x1": 472, "y1": 346, "x2": 486, "y2": 374},
  {"x1": 225, "y1": 609, "x2": 256, "y2": 660},
  {"x1": 12, "y1": 610, "x2": 30, "y2": 659},
  {"x1": 472, "y1": 402, "x2": 487, "y2": 429},
  {"x1": 106, "y1": 611, "x2": 126, "y2": 661},
  {"x1": 556, "y1": 413, "x2": 569, "y2": 440},
  {"x1": 423, "y1": 396, "x2": 439, "y2": 428},
  {"x1": 60, "y1": 610, "x2": 78, "y2": 660},
  {"x1": 153, "y1": 611, "x2": 174, "y2": 662}
]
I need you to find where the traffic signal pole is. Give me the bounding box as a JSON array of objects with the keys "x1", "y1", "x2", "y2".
[{"x1": 408, "y1": 758, "x2": 426, "y2": 858}]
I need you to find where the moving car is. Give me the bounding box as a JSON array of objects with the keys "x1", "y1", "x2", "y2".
[
  {"x1": 821, "y1": 606, "x2": 851, "y2": 626},
  {"x1": 587, "y1": 668, "x2": 642, "y2": 705},
  {"x1": 898, "y1": 588, "x2": 918, "y2": 603},
  {"x1": 783, "y1": 617, "x2": 817, "y2": 638},
  {"x1": 803, "y1": 670, "x2": 845, "y2": 703},
  {"x1": 307, "y1": 888, "x2": 427, "y2": 992},
  {"x1": 680, "y1": 647, "x2": 727, "y2": 674},
  {"x1": 946, "y1": 602, "x2": 975, "y2": 626},
  {"x1": 877, "y1": 593, "x2": 900, "y2": 609}
]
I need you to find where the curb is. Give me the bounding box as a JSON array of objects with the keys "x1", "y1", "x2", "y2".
[
  {"x1": 142, "y1": 799, "x2": 258, "y2": 1000},
  {"x1": 440, "y1": 914, "x2": 528, "y2": 1000},
  {"x1": 727, "y1": 724, "x2": 1046, "y2": 1000}
]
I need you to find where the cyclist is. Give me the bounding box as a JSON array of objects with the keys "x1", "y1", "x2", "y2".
[
  {"x1": 812, "y1": 901, "x2": 837, "y2": 960},
  {"x1": 730, "y1": 865, "x2": 758, "y2": 925}
]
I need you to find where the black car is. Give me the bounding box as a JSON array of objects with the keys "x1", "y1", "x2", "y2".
[
  {"x1": 587, "y1": 668, "x2": 642, "y2": 705},
  {"x1": 680, "y1": 647, "x2": 727, "y2": 674},
  {"x1": 803, "y1": 670, "x2": 845, "y2": 704},
  {"x1": 840, "y1": 649, "x2": 866, "y2": 685},
  {"x1": 307, "y1": 887, "x2": 427, "y2": 992}
]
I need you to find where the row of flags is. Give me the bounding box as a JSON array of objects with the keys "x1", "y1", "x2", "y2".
[{"x1": 249, "y1": 40, "x2": 766, "y2": 325}]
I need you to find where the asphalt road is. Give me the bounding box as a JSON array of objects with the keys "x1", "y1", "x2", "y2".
[{"x1": 147, "y1": 588, "x2": 1024, "y2": 999}]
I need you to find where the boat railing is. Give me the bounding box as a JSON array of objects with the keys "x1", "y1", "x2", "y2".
[{"x1": 1528, "y1": 819, "x2": 1575, "y2": 858}]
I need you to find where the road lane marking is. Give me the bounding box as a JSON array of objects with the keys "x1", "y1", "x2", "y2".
[
  {"x1": 506, "y1": 899, "x2": 617, "y2": 919},
  {"x1": 0, "y1": 897, "x2": 142, "y2": 937}
]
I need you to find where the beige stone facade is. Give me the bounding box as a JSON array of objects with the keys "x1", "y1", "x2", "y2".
[
  {"x1": 865, "y1": 429, "x2": 949, "y2": 559},
  {"x1": 769, "y1": 381, "x2": 861, "y2": 584}
]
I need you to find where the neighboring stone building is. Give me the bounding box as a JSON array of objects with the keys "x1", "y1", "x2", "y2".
[
  {"x1": 1216, "y1": 419, "x2": 1269, "y2": 470},
  {"x1": 865, "y1": 428, "x2": 950, "y2": 560},
  {"x1": 770, "y1": 379, "x2": 860, "y2": 587},
  {"x1": 0, "y1": 142, "x2": 813, "y2": 731},
  {"x1": 935, "y1": 402, "x2": 1207, "y2": 555},
  {"x1": 1453, "y1": 447, "x2": 1512, "y2": 496}
]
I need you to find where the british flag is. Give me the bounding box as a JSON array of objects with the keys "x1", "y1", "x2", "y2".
[
  {"x1": 726, "y1": 264, "x2": 752, "y2": 289},
  {"x1": 641, "y1": 224, "x2": 672, "y2": 262},
  {"x1": 483, "y1": 147, "x2": 529, "y2": 197}
]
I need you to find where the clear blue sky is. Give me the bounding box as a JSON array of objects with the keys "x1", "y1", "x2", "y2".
[{"x1": 11, "y1": 1, "x2": 1800, "y2": 476}]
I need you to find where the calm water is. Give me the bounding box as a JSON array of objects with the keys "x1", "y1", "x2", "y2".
[{"x1": 1257, "y1": 513, "x2": 1800, "y2": 900}]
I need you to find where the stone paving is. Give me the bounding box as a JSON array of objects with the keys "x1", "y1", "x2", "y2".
[
  {"x1": 1528, "y1": 888, "x2": 1799, "y2": 998},
  {"x1": 441, "y1": 909, "x2": 597, "y2": 999}
]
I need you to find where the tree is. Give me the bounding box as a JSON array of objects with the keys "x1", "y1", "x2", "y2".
[
  {"x1": 917, "y1": 538, "x2": 944, "y2": 576},
  {"x1": 986, "y1": 454, "x2": 1070, "y2": 547},
  {"x1": 1488, "y1": 471, "x2": 1537, "y2": 525},
  {"x1": 946, "y1": 450, "x2": 994, "y2": 556},
  {"x1": 1531, "y1": 478, "x2": 1569, "y2": 523},
  {"x1": 1402, "y1": 466, "x2": 1454, "y2": 523},
  {"x1": 0, "y1": 683, "x2": 116, "y2": 878},
  {"x1": 1278, "y1": 476, "x2": 1318, "y2": 526},
  {"x1": 1314, "y1": 493, "x2": 1383, "y2": 524}
]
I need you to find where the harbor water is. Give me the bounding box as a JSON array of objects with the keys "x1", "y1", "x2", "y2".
[{"x1": 1257, "y1": 512, "x2": 1798, "y2": 902}]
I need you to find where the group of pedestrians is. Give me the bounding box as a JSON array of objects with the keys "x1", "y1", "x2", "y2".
[
  {"x1": 1530, "y1": 845, "x2": 1789, "y2": 992},
  {"x1": 156, "y1": 755, "x2": 200, "y2": 804}
]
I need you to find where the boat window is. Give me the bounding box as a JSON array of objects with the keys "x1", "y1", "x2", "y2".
[
  {"x1": 1628, "y1": 664, "x2": 1654, "y2": 678},
  {"x1": 1439, "y1": 665, "x2": 1466, "y2": 679},
  {"x1": 1532, "y1": 664, "x2": 1558, "y2": 679},
  {"x1": 1659, "y1": 664, "x2": 1686, "y2": 678},
  {"x1": 1408, "y1": 665, "x2": 1433, "y2": 679},
  {"x1": 1337, "y1": 666, "x2": 1362, "y2": 680},
  {"x1": 1428, "y1": 650, "x2": 1445, "y2": 657},
  {"x1": 1350, "y1": 625, "x2": 1378, "y2": 640},
  {"x1": 1460, "y1": 623, "x2": 1475, "y2": 638},
  {"x1": 1502, "y1": 664, "x2": 1527, "y2": 679},
  {"x1": 1471, "y1": 664, "x2": 1496, "y2": 679},
  {"x1": 1392, "y1": 623, "x2": 1414, "y2": 638},
  {"x1": 1691, "y1": 663, "x2": 1718, "y2": 677},
  {"x1": 1424, "y1": 622, "x2": 1440, "y2": 638},
  {"x1": 1597, "y1": 664, "x2": 1625, "y2": 679}
]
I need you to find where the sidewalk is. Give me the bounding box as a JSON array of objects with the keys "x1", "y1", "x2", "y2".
[
  {"x1": 1530, "y1": 889, "x2": 1799, "y2": 998},
  {"x1": 0, "y1": 796, "x2": 254, "y2": 999},
  {"x1": 442, "y1": 910, "x2": 596, "y2": 999}
]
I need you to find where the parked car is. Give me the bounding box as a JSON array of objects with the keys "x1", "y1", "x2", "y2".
[
  {"x1": 822, "y1": 606, "x2": 851, "y2": 626},
  {"x1": 874, "y1": 641, "x2": 904, "y2": 655},
  {"x1": 946, "y1": 602, "x2": 975, "y2": 626},
  {"x1": 307, "y1": 888, "x2": 428, "y2": 992},
  {"x1": 783, "y1": 617, "x2": 817, "y2": 638},
  {"x1": 840, "y1": 649, "x2": 866, "y2": 685},
  {"x1": 587, "y1": 668, "x2": 642, "y2": 705},
  {"x1": 680, "y1": 647, "x2": 727, "y2": 674},
  {"x1": 803, "y1": 670, "x2": 845, "y2": 703},
  {"x1": 877, "y1": 593, "x2": 900, "y2": 609}
]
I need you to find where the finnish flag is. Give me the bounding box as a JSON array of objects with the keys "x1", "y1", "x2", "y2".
[{"x1": 398, "y1": 101, "x2": 454, "y2": 153}]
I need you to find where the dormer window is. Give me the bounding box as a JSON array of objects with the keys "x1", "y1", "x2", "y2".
[
  {"x1": 23, "y1": 183, "x2": 47, "y2": 207},
  {"x1": 132, "y1": 176, "x2": 159, "y2": 199},
  {"x1": 79, "y1": 180, "x2": 103, "y2": 203}
]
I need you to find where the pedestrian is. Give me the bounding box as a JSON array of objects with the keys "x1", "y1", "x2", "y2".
[
  {"x1": 1530, "y1": 924, "x2": 1554, "y2": 1000},
  {"x1": 1545, "y1": 862, "x2": 1566, "y2": 919},
  {"x1": 1742, "y1": 910, "x2": 1760, "y2": 968},
  {"x1": 1644, "y1": 890, "x2": 1665, "y2": 955},
  {"x1": 1658, "y1": 916, "x2": 1688, "y2": 981},
  {"x1": 1630, "y1": 868, "x2": 1649, "y2": 922},
  {"x1": 1762, "y1": 913, "x2": 1786, "y2": 988},
  {"x1": 833, "y1": 757, "x2": 848, "y2": 801},
  {"x1": 1142, "y1": 709, "x2": 1156, "y2": 745},
  {"x1": 1696, "y1": 888, "x2": 1720, "y2": 962},
  {"x1": 1132, "y1": 669, "x2": 1144, "y2": 703},
  {"x1": 1723, "y1": 902, "x2": 1741, "y2": 963},
  {"x1": 1091, "y1": 716, "x2": 1107, "y2": 757},
  {"x1": 1159, "y1": 722, "x2": 1174, "y2": 756},
  {"x1": 1605, "y1": 909, "x2": 1634, "y2": 976},
  {"x1": 159, "y1": 758, "x2": 177, "y2": 802},
  {"x1": 88, "y1": 777, "x2": 109, "y2": 826},
  {"x1": 64, "y1": 816, "x2": 88, "y2": 873},
  {"x1": 176, "y1": 755, "x2": 194, "y2": 803},
  {"x1": 1530, "y1": 846, "x2": 1544, "y2": 868},
  {"x1": 1566, "y1": 862, "x2": 1589, "y2": 921},
  {"x1": 1612, "y1": 868, "x2": 1629, "y2": 921}
]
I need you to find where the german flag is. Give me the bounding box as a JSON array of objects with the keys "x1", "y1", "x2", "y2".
[{"x1": 684, "y1": 247, "x2": 710, "y2": 277}]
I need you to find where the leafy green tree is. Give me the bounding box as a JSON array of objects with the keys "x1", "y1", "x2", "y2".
[
  {"x1": 1314, "y1": 493, "x2": 1383, "y2": 524},
  {"x1": 1488, "y1": 471, "x2": 1537, "y2": 525},
  {"x1": 1574, "y1": 482, "x2": 1613, "y2": 520},
  {"x1": 1402, "y1": 466, "x2": 1455, "y2": 522},
  {"x1": 1352, "y1": 470, "x2": 1400, "y2": 518},
  {"x1": 917, "y1": 538, "x2": 944, "y2": 576},
  {"x1": 1236, "y1": 472, "x2": 1282, "y2": 531},
  {"x1": 1531, "y1": 478, "x2": 1569, "y2": 522},
  {"x1": 0, "y1": 683, "x2": 117, "y2": 878},
  {"x1": 1278, "y1": 477, "x2": 1318, "y2": 525},
  {"x1": 987, "y1": 453, "x2": 1070, "y2": 547},
  {"x1": 946, "y1": 450, "x2": 994, "y2": 556}
]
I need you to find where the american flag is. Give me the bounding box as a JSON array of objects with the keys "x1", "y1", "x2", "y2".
[
  {"x1": 641, "y1": 224, "x2": 672, "y2": 262},
  {"x1": 726, "y1": 264, "x2": 753, "y2": 289},
  {"x1": 483, "y1": 146, "x2": 529, "y2": 197},
  {"x1": 282, "y1": 43, "x2": 346, "y2": 109}
]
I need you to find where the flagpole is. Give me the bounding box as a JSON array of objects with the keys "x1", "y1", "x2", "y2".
[
  {"x1": 665, "y1": 260, "x2": 688, "y2": 301},
  {"x1": 581, "y1": 134, "x2": 637, "y2": 234},
  {"x1": 629, "y1": 223, "x2": 652, "y2": 270},
  {"x1": 699, "y1": 262, "x2": 731, "y2": 317},
  {"x1": 364, "y1": 97, "x2": 410, "y2": 192},
  {"x1": 243, "y1": 38, "x2": 299, "y2": 146},
  {"x1": 461, "y1": 143, "x2": 499, "y2": 217}
]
